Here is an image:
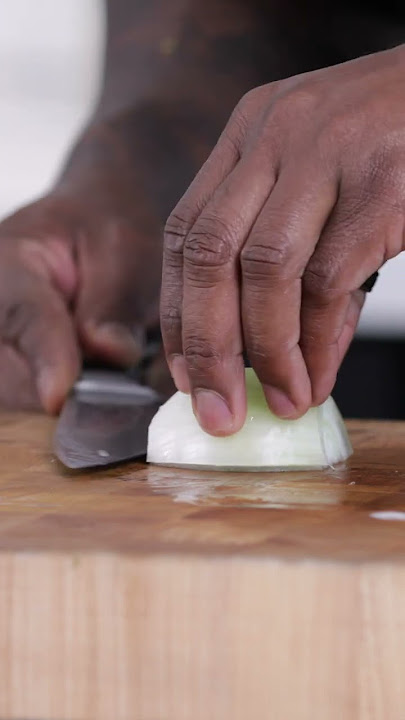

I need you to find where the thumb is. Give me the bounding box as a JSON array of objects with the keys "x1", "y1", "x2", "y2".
[{"x1": 76, "y1": 219, "x2": 162, "y2": 365}]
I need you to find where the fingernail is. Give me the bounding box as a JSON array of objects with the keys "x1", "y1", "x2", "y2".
[
  {"x1": 194, "y1": 390, "x2": 234, "y2": 435},
  {"x1": 170, "y1": 355, "x2": 190, "y2": 393},
  {"x1": 88, "y1": 322, "x2": 141, "y2": 364},
  {"x1": 263, "y1": 385, "x2": 298, "y2": 419}
]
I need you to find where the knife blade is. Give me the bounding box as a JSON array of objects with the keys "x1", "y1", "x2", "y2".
[{"x1": 54, "y1": 368, "x2": 162, "y2": 469}]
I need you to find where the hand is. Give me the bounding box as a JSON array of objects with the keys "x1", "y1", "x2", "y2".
[
  {"x1": 162, "y1": 45, "x2": 405, "y2": 435},
  {"x1": 0, "y1": 185, "x2": 165, "y2": 412}
]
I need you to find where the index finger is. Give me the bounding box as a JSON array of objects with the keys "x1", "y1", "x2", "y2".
[{"x1": 161, "y1": 118, "x2": 243, "y2": 394}]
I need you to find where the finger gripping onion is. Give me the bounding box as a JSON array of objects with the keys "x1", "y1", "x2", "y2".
[{"x1": 147, "y1": 369, "x2": 352, "y2": 471}]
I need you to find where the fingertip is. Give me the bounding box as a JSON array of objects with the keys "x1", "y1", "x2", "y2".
[
  {"x1": 36, "y1": 354, "x2": 81, "y2": 415},
  {"x1": 169, "y1": 355, "x2": 190, "y2": 394},
  {"x1": 263, "y1": 381, "x2": 312, "y2": 419},
  {"x1": 263, "y1": 385, "x2": 299, "y2": 419},
  {"x1": 37, "y1": 369, "x2": 71, "y2": 415},
  {"x1": 310, "y1": 374, "x2": 337, "y2": 408},
  {"x1": 191, "y1": 359, "x2": 247, "y2": 436},
  {"x1": 193, "y1": 389, "x2": 236, "y2": 436}
]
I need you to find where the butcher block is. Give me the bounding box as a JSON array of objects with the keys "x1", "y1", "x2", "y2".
[{"x1": 0, "y1": 413, "x2": 404, "y2": 720}]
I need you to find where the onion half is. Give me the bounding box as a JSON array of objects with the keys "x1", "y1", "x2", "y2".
[{"x1": 147, "y1": 369, "x2": 352, "y2": 471}]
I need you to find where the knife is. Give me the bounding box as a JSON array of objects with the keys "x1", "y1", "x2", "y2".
[
  {"x1": 55, "y1": 268, "x2": 380, "y2": 470},
  {"x1": 54, "y1": 337, "x2": 163, "y2": 470}
]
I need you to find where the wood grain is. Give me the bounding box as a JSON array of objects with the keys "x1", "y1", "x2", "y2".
[{"x1": 0, "y1": 414, "x2": 404, "y2": 719}]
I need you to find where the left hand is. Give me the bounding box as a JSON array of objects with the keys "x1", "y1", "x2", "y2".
[{"x1": 161, "y1": 45, "x2": 405, "y2": 435}]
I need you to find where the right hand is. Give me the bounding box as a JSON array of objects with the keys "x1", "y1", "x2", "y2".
[
  {"x1": 161, "y1": 47, "x2": 405, "y2": 435},
  {"x1": 0, "y1": 187, "x2": 165, "y2": 412}
]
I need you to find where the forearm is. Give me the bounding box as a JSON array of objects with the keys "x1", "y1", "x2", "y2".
[{"x1": 55, "y1": 0, "x2": 270, "y2": 220}]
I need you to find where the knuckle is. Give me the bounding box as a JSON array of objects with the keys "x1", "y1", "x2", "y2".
[
  {"x1": 238, "y1": 84, "x2": 274, "y2": 111},
  {"x1": 229, "y1": 86, "x2": 271, "y2": 146},
  {"x1": 241, "y1": 238, "x2": 292, "y2": 283},
  {"x1": 183, "y1": 217, "x2": 234, "y2": 283},
  {"x1": 289, "y1": 84, "x2": 319, "y2": 110},
  {"x1": 164, "y1": 207, "x2": 195, "y2": 256},
  {"x1": 263, "y1": 83, "x2": 319, "y2": 134},
  {"x1": 304, "y1": 261, "x2": 339, "y2": 301},
  {"x1": 236, "y1": 88, "x2": 260, "y2": 116},
  {"x1": 184, "y1": 231, "x2": 232, "y2": 268},
  {"x1": 183, "y1": 336, "x2": 221, "y2": 373},
  {"x1": 273, "y1": 86, "x2": 317, "y2": 117}
]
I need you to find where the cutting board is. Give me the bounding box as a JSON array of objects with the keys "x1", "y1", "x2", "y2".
[{"x1": 0, "y1": 414, "x2": 404, "y2": 720}]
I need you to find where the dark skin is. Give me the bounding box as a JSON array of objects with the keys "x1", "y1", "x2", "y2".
[
  {"x1": 0, "y1": 0, "x2": 272, "y2": 410},
  {"x1": 0, "y1": 0, "x2": 404, "y2": 433},
  {"x1": 162, "y1": 44, "x2": 405, "y2": 434}
]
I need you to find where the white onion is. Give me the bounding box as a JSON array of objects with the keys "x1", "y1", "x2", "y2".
[{"x1": 147, "y1": 369, "x2": 352, "y2": 471}]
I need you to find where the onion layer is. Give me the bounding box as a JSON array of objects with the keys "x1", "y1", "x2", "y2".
[{"x1": 147, "y1": 369, "x2": 352, "y2": 471}]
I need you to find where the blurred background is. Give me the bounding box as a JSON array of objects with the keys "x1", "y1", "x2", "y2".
[
  {"x1": 0, "y1": 0, "x2": 104, "y2": 217},
  {"x1": 0, "y1": 0, "x2": 404, "y2": 418}
]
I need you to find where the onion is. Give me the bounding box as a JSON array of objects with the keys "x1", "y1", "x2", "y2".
[{"x1": 147, "y1": 369, "x2": 352, "y2": 471}]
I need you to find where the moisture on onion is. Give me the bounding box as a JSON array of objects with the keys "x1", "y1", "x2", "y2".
[{"x1": 147, "y1": 369, "x2": 352, "y2": 471}]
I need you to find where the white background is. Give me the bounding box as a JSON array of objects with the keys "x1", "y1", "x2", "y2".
[{"x1": 0, "y1": 0, "x2": 403, "y2": 338}]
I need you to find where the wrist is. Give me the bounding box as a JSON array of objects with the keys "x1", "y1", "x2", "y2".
[{"x1": 57, "y1": 95, "x2": 223, "y2": 222}]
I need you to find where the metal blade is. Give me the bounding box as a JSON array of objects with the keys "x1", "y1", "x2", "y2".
[{"x1": 54, "y1": 370, "x2": 162, "y2": 469}]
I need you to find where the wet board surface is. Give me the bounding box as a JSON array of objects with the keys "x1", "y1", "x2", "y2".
[{"x1": 0, "y1": 413, "x2": 404, "y2": 720}]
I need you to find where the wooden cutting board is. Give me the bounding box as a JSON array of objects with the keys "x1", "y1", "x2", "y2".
[{"x1": 0, "y1": 413, "x2": 404, "y2": 720}]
